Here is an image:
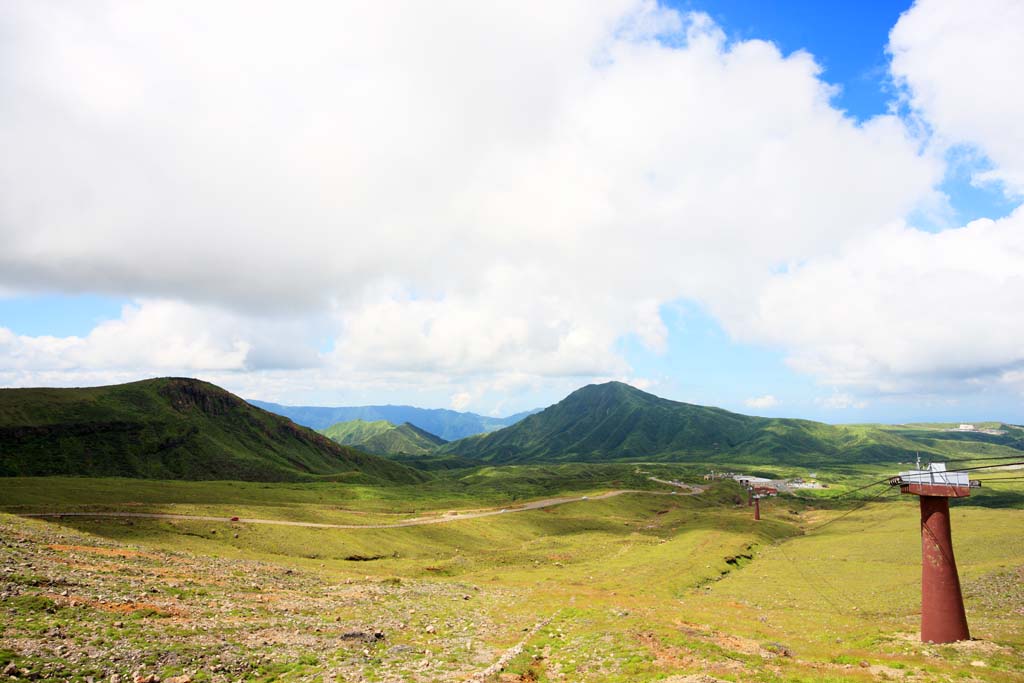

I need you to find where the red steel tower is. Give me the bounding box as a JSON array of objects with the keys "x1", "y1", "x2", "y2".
[{"x1": 890, "y1": 462, "x2": 978, "y2": 643}]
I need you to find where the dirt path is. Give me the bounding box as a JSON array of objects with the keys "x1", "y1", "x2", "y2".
[
  {"x1": 22, "y1": 486, "x2": 699, "y2": 530},
  {"x1": 647, "y1": 476, "x2": 708, "y2": 494}
]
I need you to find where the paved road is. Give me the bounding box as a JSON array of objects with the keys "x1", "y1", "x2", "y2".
[{"x1": 22, "y1": 485, "x2": 699, "y2": 530}]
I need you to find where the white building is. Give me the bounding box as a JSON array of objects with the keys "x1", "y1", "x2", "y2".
[{"x1": 733, "y1": 474, "x2": 773, "y2": 487}]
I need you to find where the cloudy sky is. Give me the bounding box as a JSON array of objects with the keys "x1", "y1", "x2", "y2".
[{"x1": 1, "y1": 0, "x2": 1022, "y2": 422}]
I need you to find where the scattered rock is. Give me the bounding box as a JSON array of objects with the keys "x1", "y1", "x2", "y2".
[
  {"x1": 425, "y1": 625, "x2": 436, "y2": 634},
  {"x1": 109, "y1": 675, "x2": 122, "y2": 683},
  {"x1": 3, "y1": 662, "x2": 18, "y2": 677},
  {"x1": 164, "y1": 675, "x2": 191, "y2": 683}
]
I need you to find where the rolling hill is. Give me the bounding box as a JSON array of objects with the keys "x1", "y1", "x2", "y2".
[
  {"x1": 248, "y1": 400, "x2": 538, "y2": 440},
  {"x1": 441, "y1": 381, "x2": 1022, "y2": 465},
  {"x1": 0, "y1": 378, "x2": 426, "y2": 484},
  {"x1": 321, "y1": 419, "x2": 447, "y2": 456}
]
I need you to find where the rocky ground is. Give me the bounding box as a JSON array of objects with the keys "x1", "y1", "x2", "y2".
[
  {"x1": 0, "y1": 515, "x2": 534, "y2": 683},
  {"x1": 3, "y1": 509, "x2": 1023, "y2": 683}
]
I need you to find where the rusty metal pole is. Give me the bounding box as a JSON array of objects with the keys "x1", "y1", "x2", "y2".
[
  {"x1": 747, "y1": 489, "x2": 753, "y2": 507},
  {"x1": 919, "y1": 496, "x2": 970, "y2": 643},
  {"x1": 753, "y1": 496, "x2": 760, "y2": 521}
]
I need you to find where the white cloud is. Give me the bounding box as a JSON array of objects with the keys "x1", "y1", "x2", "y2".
[
  {"x1": 816, "y1": 393, "x2": 868, "y2": 410},
  {"x1": 734, "y1": 200, "x2": 1024, "y2": 396},
  {"x1": 0, "y1": 303, "x2": 239, "y2": 373},
  {"x1": 744, "y1": 394, "x2": 779, "y2": 409},
  {"x1": 0, "y1": 299, "x2": 324, "y2": 377},
  {"x1": 0, "y1": 1, "x2": 941, "y2": 397},
  {"x1": 450, "y1": 392, "x2": 472, "y2": 411},
  {"x1": 890, "y1": 0, "x2": 1024, "y2": 195},
  {"x1": 700, "y1": 1, "x2": 1024, "y2": 403}
]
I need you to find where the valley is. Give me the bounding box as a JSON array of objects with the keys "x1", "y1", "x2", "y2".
[{"x1": 2, "y1": 380, "x2": 1023, "y2": 682}]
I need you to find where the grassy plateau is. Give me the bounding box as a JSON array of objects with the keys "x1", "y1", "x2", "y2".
[{"x1": 2, "y1": 465, "x2": 1023, "y2": 683}]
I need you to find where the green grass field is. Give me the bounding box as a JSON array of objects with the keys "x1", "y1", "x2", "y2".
[{"x1": 2, "y1": 469, "x2": 1022, "y2": 682}]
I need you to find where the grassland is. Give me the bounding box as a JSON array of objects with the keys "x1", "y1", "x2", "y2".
[{"x1": 2, "y1": 469, "x2": 1023, "y2": 682}]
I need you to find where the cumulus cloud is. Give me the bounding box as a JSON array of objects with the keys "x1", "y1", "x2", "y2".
[
  {"x1": 699, "y1": 0, "x2": 1024, "y2": 402},
  {"x1": 7, "y1": 1, "x2": 1024, "y2": 412},
  {"x1": 744, "y1": 395, "x2": 779, "y2": 409},
  {"x1": 0, "y1": 1, "x2": 941, "y2": 397},
  {"x1": 890, "y1": 0, "x2": 1024, "y2": 195},
  {"x1": 816, "y1": 393, "x2": 868, "y2": 410},
  {"x1": 0, "y1": 299, "x2": 327, "y2": 381},
  {"x1": 732, "y1": 208, "x2": 1024, "y2": 394},
  {"x1": 450, "y1": 392, "x2": 472, "y2": 411}
]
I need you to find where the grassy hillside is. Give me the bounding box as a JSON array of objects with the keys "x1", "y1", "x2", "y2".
[
  {"x1": 250, "y1": 400, "x2": 537, "y2": 440},
  {"x1": 0, "y1": 378, "x2": 425, "y2": 484},
  {"x1": 321, "y1": 419, "x2": 447, "y2": 456},
  {"x1": 321, "y1": 419, "x2": 396, "y2": 445},
  {"x1": 443, "y1": 381, "x2": 1021, "y2": 466},
  {"x1": 2, "y1": 474, "x2": 1021, "y2": 682}
]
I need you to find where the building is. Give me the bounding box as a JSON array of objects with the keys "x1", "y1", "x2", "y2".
[{"x1": 733, "y1": 474, "x2": 773, "y2": 487}]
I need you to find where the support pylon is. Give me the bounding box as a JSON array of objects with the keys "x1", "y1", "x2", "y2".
[
  {"x1": 919, "y1": 496, "x2": 969, "y2": 643},
  {"x1": 753, "y1": 496, "x2": 760, "y2": 521},
  {"x1": 891, "y1": 463, "x2": 975, "y2": 643}
]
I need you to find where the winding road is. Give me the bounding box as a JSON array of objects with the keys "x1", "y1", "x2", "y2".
[{"x1": 22, "y1": 481, "x2": 703, "y2": 530}]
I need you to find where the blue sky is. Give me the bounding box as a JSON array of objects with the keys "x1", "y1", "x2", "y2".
[{"x1": 1, "y1": 1, "x2": 1022, "y2": 423}]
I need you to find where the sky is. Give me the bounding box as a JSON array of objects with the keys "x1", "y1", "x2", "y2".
[{"x1": 1, "y1": 0, "x2": 1022, "y2": 423}]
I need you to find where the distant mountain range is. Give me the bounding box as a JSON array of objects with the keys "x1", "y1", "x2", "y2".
[
  {"x1": 0, "y1": 378, "x2": 425, "y2": 484},
  {"x1": 441, "y1": 381, "x2": 1024, "y2": 465},
  {"x1": 3, "y1": 378, "x2": 1021, "y2": 482},
  {"x1": 248, "y1": 400, "x2": 538, "y2": 441},
  {"x1": 321, "y1": 419, "x2": 447, "y2": 456}
]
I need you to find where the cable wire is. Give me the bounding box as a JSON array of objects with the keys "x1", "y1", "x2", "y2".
[
  {"x1": 944, "y1": 461, "x2": 1024, "y2": 474},
  {"x1": 932, "y1": 454, "x2": 1024, "y2": 464},
  {"x1": 806, "y1": 485, "x2": 899, "y2": 535},
  {"x1": 829, "y1": 477, "x2": 893, "y2": 499}
]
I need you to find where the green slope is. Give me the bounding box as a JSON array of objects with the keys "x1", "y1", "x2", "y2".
[
  {"x1": 442, "y1": 381, "x2": 1020, "y2": 465},
  {"x1": 321, "y1": 419, "x2": 447, "y2": 456},
  {"x1": 0, "y1": 378, "x2": 426, "y2": 484},
  {"x1": 321, "y1": 419, "x2": 395, "y2": 446}
]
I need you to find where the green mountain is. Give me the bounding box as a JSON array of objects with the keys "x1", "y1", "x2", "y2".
[
  {"x1": 321, "y1": 419, "x2": 396, "y2": 446},
  {"x1": 0, "y1": 378, "x2": 426, "y2": 484},
  {"x1": 442, "y1": 381, "x2": 1018, "y2": 465},
  {"x1": 321, "y1": 419, "x2": 447, "y2": 456},
  {"x1": 248, "y1": 400, "x2": 538, "y2": 440}
]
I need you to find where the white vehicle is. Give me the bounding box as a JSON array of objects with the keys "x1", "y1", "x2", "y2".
[{"x1": 581, "y1": 496, "x2": 589, "y2": 500}]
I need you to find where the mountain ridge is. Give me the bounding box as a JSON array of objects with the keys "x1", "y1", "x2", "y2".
[
  {"x1": 0, "y1": 378, "x2": 426, "y2": 484},
  {"x1": 321, "y1": 419, "x2": 447, "y2": 456},
  {"x1": 440, "y1": 381, "x2": 1024, "y2": 465},
  {"x1": 249, "y1": 400, "x2": 538, "y2": 440}
]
